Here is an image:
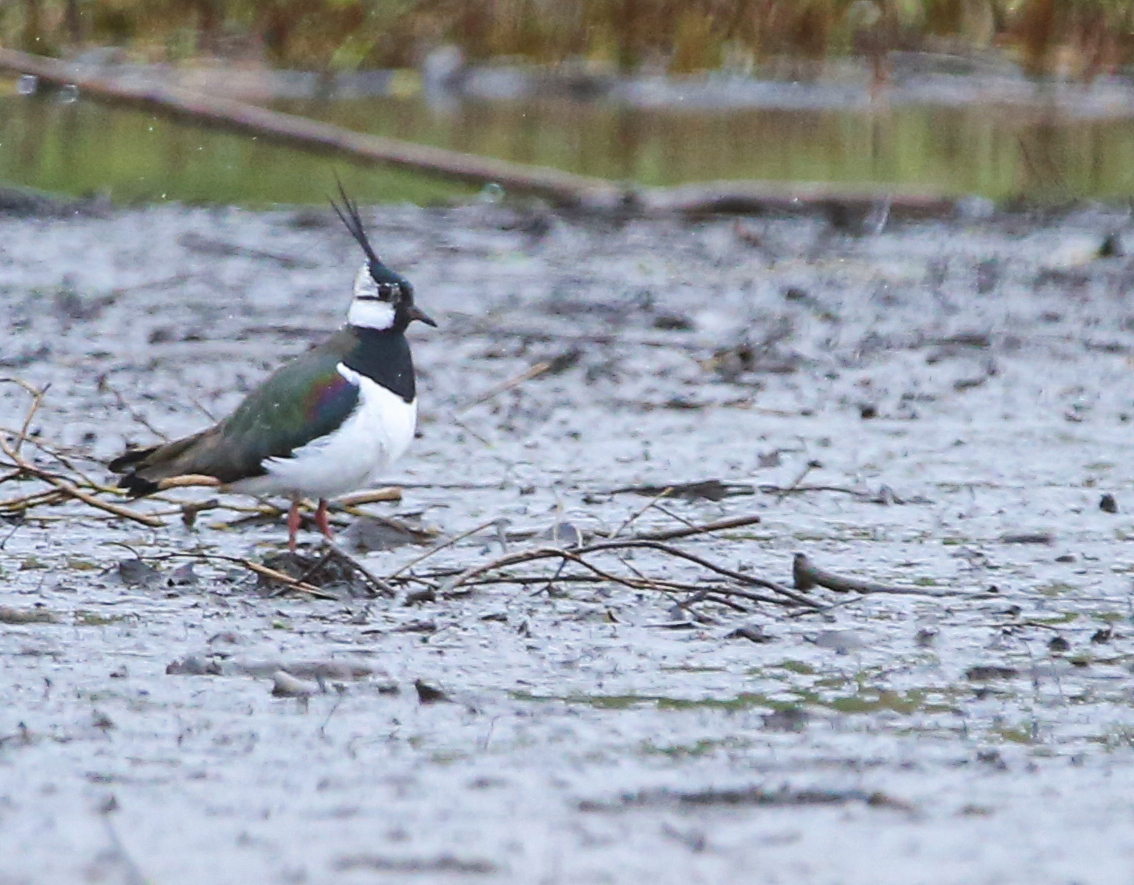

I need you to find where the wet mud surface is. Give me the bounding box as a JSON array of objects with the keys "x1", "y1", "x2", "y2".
[{"x1": 4, "y1": 200, "x2": 1134, "y2": 882}]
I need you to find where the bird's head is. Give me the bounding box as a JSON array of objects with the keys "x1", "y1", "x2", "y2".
[{"x1": 332, "y1": 186, "x2": 436, "y2": 333}]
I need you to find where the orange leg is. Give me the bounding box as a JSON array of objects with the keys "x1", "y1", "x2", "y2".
[
  {"x1": 314, "y1": 498, "x2": 334, "y2": 543},
  {"x1": 286, "y1": 500, "x2": 301, "y2": 553}
]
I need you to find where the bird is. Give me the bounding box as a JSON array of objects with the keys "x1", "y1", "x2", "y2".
[{"x1": 108, "y1": 188, "x2": 436, "y2": 551}]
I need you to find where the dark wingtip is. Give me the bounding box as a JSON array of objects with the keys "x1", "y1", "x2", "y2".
[
  {"x1": 108, "y1": 447, "x2": 160, "y2": 498},
  {"x1": 331, "y1": 174, "x2": 380, "y2": 266},
  {"x1": 108, "y1": 447, "x2": 150, "y2": 474},
  {"x1": 115, "y1": 473, "x2": 160, "y2": 498}
]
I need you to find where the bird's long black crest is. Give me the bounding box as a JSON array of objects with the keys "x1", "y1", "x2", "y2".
[{"x1": 331, "y1": 176, "x2": 381, "y2": 266}]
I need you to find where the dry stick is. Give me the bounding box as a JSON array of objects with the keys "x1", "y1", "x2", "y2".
[
  {"x1": 193, "y1": 551, "x2": 338, "y2": 600},
  {"x1": 386, "y1": 518, "x2": 503, "y2": 581},
  {"x1": 186, "y1": 392, "x2": 217, "y2": 423},
  {"x1": 610, "y1": 486, "x2": 674, "y2": 538},
  {"x1": 0, "y1": 437, "x2": 164, "y2": 527},
  {"x1": 100, "y1": 377, "x2": 170, "y2": 442},
  {"x1": 583, "y1": 539, "x2": 818, "y2": 607},
  {"x1": 223, "y1": 558, "x2": 336, "y2": 600},
  {"x1": 441, "y1": 539, "x2": 816, "y2": 608},
  {"x1": 324, "y1": 544, "x2": 396, "y2": 597},
  {"x1": 452, "y1": 416, "x2": 492, "y2": 447},
  {"x1": 649, "y1": 503, "x2": 700, "y2": 531},
  {"x1": 774, "y1": 459, "x2": 821, "y2": 504},
  {"x1": 459, "y1": 361, "x2": 552, "y2": 415},
  {"x1": 0, "y1": 489, "x2": 66, "y2": 513},
  {"x1": 114, "y1": 546, "x2": 338, "y2": 599},
  {"x1": 635, "y1": 179, "x2": 960, "y2": 219},
  {"x1": 255, "y1": 546, "x2": 382, "y2": 600},
  {"x1": 156, "y1": 474, "x2": 222, "y2": 490},
  {"x1": 628, "y1": 513, "x2": 762, "y2": 542},
  {"x1": 0, "y1": 426, "x2": 105, "y2": 488},
  {"x1": 0, "y1": 378, "x2": 48, "y2": 453},
  {"x1": 433, "y1": 569, "x2": 777, "y2": 608},
  {"x1": 792, "y1": 552, "x2": 957, "y2": 597},
  {"x1": 761, "y1": 483, "x2": 904, "y2": 502},
  {"x1": 337, "y1": 487, "x2": 402, "y2": 506},
  {"x1": 445, "y1": 550, "x2": 795, "y2": 608}
]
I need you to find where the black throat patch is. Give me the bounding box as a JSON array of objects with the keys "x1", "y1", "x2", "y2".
[{"x1": 344, "y1": 326, "x2": 416, "y2": 403}]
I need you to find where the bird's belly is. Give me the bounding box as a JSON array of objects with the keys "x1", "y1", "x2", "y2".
[{"x1": 235, "y1": 380, "x2": 417, "y2": 500}]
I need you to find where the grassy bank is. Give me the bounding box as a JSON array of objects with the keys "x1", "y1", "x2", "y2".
[{"x1": 4, "y1": 0, "x2": 1133, "y2": 79}]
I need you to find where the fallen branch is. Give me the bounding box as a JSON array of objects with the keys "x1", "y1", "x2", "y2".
[
  {"x1": 0, "y1": 50, "x2": 966, "y2": 218},
  {"x1": 429, "y1": 534, "x2": 818, "y2": 609},
  {"x1": 792, "y1": 552, "x2": 956, "y2": 597},
  {"x1": 0, "y1": 48, "x2": 620, "y2": 210}
]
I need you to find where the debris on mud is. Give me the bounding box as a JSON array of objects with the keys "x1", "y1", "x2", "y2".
[{"x1": 7, "y1": 201, "x2": 1134, "y2": 883}]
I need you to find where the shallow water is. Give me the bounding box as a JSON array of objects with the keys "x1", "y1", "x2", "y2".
[
  {"x1": 3, "y1": 201, "x2": 1134, "y2": 882},
  {"x1": 6, "y1": 65, "x2": 1134, "y2": 203}
]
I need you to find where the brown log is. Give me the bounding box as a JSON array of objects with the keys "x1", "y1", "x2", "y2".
[
  {"x1": 0, "y1": 48, "x2": 622, "y2": 211},
  {"x1": 0, "y1": 49, "x2": 965, "y2": 219}
]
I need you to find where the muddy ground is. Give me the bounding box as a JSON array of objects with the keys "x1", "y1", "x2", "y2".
[{"x1": 3, "y1": 197, "x2": 1134, "y2": 883}]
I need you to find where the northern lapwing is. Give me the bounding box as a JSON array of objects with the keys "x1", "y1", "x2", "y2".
[{"x1": 108, "y1": 189, "x2": 436, "y2": 551}]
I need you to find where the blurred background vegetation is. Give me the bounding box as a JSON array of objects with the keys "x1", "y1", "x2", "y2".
[{"x1": 4, "y1": 0, "x2": 1134, "y2": 79}]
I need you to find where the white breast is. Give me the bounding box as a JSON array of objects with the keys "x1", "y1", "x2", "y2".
[{"x1": 231, "y1": 363, "x2": 417, "y2": 500}]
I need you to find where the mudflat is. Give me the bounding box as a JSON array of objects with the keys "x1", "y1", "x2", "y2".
[{"x1": 3, "y1": 199, "x2": 1133, "y2": 883}]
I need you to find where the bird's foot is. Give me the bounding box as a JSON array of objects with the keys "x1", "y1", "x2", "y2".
[
  {"x1": 314, "y1": 499, "x2": 335, "y2": 544},
  {"x1": 287, "y1": 501, "x2": 301, "y2": 553}
]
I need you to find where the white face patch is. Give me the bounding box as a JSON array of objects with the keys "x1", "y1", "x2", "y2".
[
  {"x1": 347, "y1": 266, "x2": 401, "y2": 331},
  {"x1": 348, "y1": 298, "x2": 396, "y2": 330},
  {"x1": 348, "y1": 264, "x2": 398, "y2": 330}
]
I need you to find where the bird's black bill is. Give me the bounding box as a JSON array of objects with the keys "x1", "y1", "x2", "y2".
[{"x1": 408, "y1": 305, "x2": 438, "y2": 327}]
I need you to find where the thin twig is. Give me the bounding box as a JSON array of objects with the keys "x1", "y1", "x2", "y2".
[
  {"x1": 459, "y1": 360, "x2": 551, "y2": 414},
  {"x1": 774, "y1": 459, "x2": 821, "y2": 504},
  {"x1": 0, "y1": 377, "x2": 49, "y2": 453},
  {"x1": 439, "y1": 537, "x2": 817, "y2": 608},
  {"x1": 387, "y1": 518, "x2": 503, "y2": 581},
  {"x1": 324, "y1": 544, "x2": 396, "y2": 597},
  {"x1": 0, "y1": 436, "x2": 164, "y2": 527},
  {"x1": 99, "y1": 376, "x2": 171, "y2": 441},
  {"x1": 151, "y1": 550, "x2": 338, "y2": 599},
  {"x1": 610, "y1": 486, "x2": 674, "y2": 538},
  {"x1": 628, "y1": 514, "x2": 763, "y2": 542}
]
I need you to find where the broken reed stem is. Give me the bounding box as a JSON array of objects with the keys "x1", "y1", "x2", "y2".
[{"x1": 337, "y1": 487, "x2": 402, "y2": 506}]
